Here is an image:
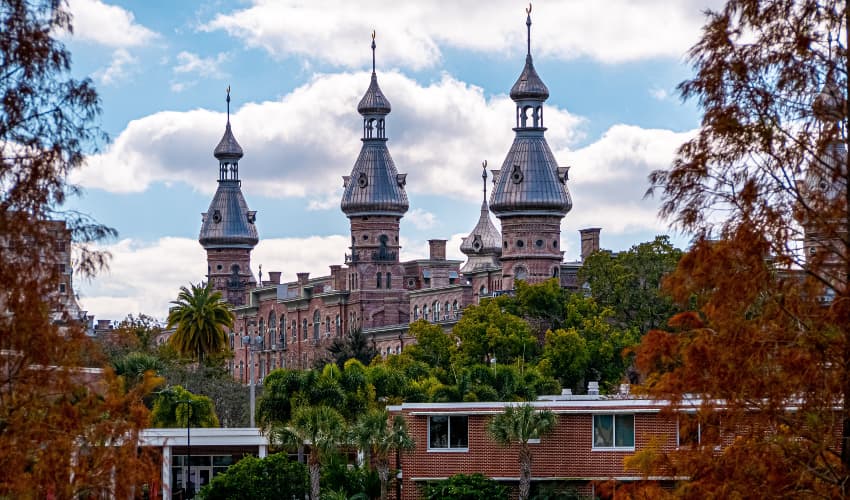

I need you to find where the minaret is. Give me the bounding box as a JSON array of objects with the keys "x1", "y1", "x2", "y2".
[
  {"x1": 490, "y1": 5, "x2": 572, "y2": 290},
  {"x1": 460, "y1": 161, "x2": 502, "y2": 274},
  {"x1": 199, "y1": 88, "x2": 259, "y2": 306},
  {"x1": 340, "y1": 32, "x2": 409, "y2": 327}
]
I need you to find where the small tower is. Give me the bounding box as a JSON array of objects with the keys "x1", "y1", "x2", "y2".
[
  {"x1": 490, "y1": 5, "x2": 572, "y2": 290},
  {"x1": 199, "y1": 88, "x2": 259, "y2": 306},
  {"x1": 340, "y1": 33, "x2": 409, "y2": 328},
  {"x1": 801, "y1": 67, "x2": 847, "y2": 291},
  {"x1": 460, "y1": 162, "x2": 503, "y2": 299}
]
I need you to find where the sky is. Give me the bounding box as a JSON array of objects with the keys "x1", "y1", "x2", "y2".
[{"x1": 61, "y1": 0, "x2": 722, "y2": 321}]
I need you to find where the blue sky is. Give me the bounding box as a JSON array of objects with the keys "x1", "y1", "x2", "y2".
[{"x1": 61, "y1": 0, "x2": 719, "y2": 320}]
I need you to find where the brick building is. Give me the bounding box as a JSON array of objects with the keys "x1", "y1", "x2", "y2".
[
  {"x1": 388, "y1": 393, "x2": 681, "y2": 499},
  {"x1": 194, "y1": 12, "x2": 600, "y2": 382}
]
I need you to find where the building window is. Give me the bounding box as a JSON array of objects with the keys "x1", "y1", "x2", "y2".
[
  {"x1": 593, "y1": 414, "x2": 635, "y2": 449},
  {"x1": 302, "y1": 318, "x2": 308, "y2": 340},
  {"x1": 59, "y1": 283, "x2": 66, "y2": 293},
  {"x1": 428, "y1": 415, "x2": 468, "y2": 450},
  {"x1": 377, "y1": 272, "x2": 382, "y2": 289},
  {"x1": 413, "y1": 305, "x2": 419, "y2": 320},
  {"x1": 335, "y1": 314, "x2": 341, "y2": 335},
  {"x1": 326, "y1": 316, "x2": 331, "y2": 334},
  {"x1": 291, "y1": 320, "x2": 297, "y2": 340},
  {"x1": 313, "y1": 310, "x2": 320, "y2": 339},
  {"x1": 433, "y1": 301, "x2": 439, "y2": 322},
  {"x1": 423, "y1": 305, "x2": 430, "y2": 321},
  {"x1": 230, "y1": 333, "x2": 234, "y2": 350},
  {"x1": 444, "y1": 301, "x2": 450, "y2": 320},
  {"x1": 386, "y1": 272, "x2": 391, "y2": 289}
]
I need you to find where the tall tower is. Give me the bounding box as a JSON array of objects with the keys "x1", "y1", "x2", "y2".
[
  {"x1": 341, "y1": 32, "x2": 409, "y2": 328},
  {"x1": 490, "y1": 6, "x2": 572, "y2": 290},
  {"x1": 199, "y1": 89, "x2": 259, "y2": 306},
  {"x1": 460, "y1": 163, "x2": 503, "y2": 297},
  {"x1": 802, "y1": 68, "x2": 847, "y2": 293}
]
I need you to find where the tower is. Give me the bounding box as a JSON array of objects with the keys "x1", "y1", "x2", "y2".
[
  {"x1": 340, "y1": 32, "x2": 410, "y2": 328},
  {"x1": 199, "y1": 88, "x2": 259, "y2": 306},
  {"x1": 489, "y1": 6, "x2": 572, "y2": 290},
  {"x1": 460, "y1": 162, "x2": 503, "y2": 298}
]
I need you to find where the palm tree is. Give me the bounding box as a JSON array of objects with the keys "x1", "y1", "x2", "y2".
[
  {"x1": 352, "y1": 408, "x2": 415, "y2": 500},
  {"x1": 166, "y1": 282, "x2": 234, "y2": 362},
  {"x1": 487, "y1": 403, "x2": 556, "y2": 500},
  {"x1": 271, "y1": 405, "x2": 346, "y2": 500}
]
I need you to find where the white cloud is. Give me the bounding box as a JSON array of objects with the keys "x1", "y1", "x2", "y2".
[
  {"x1": 173, "y1": 51, "x2": 230, "y2": 77},
  {"x1": 202, "y1": 0, "x2": 722, "y2": 69},
  {"x1": 563, "y1": 124, "x2": 696, "y2": 234},
  {"x1": 67, "y1": 0, "x2": 158, "y2": 48},
  {"x1": 649, "y1": 87, "x2": 670, "y2": 101},
  {"x1": 72, "y1": 70, "x2": 583, "y2": 203},
  {"x1": 407, "y1": 208, "x2": 436, "y2": 230},
  {"x1": 78, "y1": 235, "x2": 351, "y2": 320},
  {"x1": 94, "y1": 48, "x2": 138, "y2": 86}
]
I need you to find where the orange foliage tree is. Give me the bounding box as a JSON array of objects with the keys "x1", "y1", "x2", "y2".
[
  {"x1": 626, "y1": 0, "x2": 850, "y2": 497},
  {"x1": 0, "y1": 0, "x2": 158, "y2": 496}
]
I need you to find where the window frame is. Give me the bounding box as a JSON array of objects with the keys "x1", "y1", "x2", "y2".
[
  {"x1": 427, "y1": 415, "x2": 469, "y2": 452},
  {"x1": 592, "y1": 413, "x2": 635, "y2": 451}
]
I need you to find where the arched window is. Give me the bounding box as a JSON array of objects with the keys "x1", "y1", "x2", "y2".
[
  {"x1": 335, "y1": 314, "x2": 341, "y2": 335},
  {"x1": 258, "y1": 318, "x2": 265, "y2": 346},
  {"x1": 302, "y1": 318, "x2": 307, "y2": 340},
  {"x1": 386, "y1": 272, "x2": 391, "y2": 289},
  {"x1": 291, "y1": 319, "x2": 297, "y2": 340},
  {"x1": 433, "y1": 301, "x2": 440, "y2": 322},
  {"x1": 230, "y1": 332, "x2": 234, "y2": 350},
  {"x1": 453, "y1": 300, "x2": 459, "y2": 312},
  {"x1": 326, "y1": 316, "x2": 331, "y2": 334},
  {"x1": 423, "y1": 304, "x2": 430, "y2": 322},
  {"x1": 444, "y1": 301, "x2": 450, "y2": 320},
  {"x1": 377, "y1": 272, "x2": 382, "y2": 289},
  {"x1": 268, "y1": 311, "x2": 276, "y2": 346},
  {"x1": 239, "y1": 361, "x2": 244, "y2": 381},
  {"x1": 413, "y1": 305, "x2": 419, "y2": 320},
  {"x1": 515, "y1": 266, "x2": 528, "y2": 282},
  {"x1": 313, "y1": 310, "x2": 320, "y2": 340},
  {"x1": 480, "y1": 285, "x2": 488, "y2": 296}
]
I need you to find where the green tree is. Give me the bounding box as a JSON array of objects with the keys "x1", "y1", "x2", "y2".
[
  {"x1": 405, "y1": 320, "x2": 455, "y2": 370},
  {"x1": 500, "y1": 278, "x2": 569, "y2": 339},
  {"x1": 112, "y1": 351, "x2": 164, "y2": 390},
  {"x1": 579, "y1": 236, "x2": 682, "y2": 335},
  {"x1": 421, "y1": 473, "x2": 509, "y2": 500},
  {"x1": 167, "y1": 282, "x2": 234, "y2": 362},
  {"x1": 351, "y1": 409, "x2": 414, "y2": 500},
  {"x1": 151, "y1": 385, "x2": 219, "y2": 428},
  {"x1": 323, "y1": 328, "x2": 379, "y2": 369},
  {"x1": 487, "y1": 404, "x2": 557, "y2": 500},
  {"x1": 199, "y1": 452, "x2": 308, "y2": 500},
  {"x1": 272, "y1": 405, "x2": 347, "y2": 500},
  {"x1": 163, "y1": 361, "x2": 250, "y2": 428},
  {"x1": 453, "y1": 299, "x2": 538, "y2": 366}
]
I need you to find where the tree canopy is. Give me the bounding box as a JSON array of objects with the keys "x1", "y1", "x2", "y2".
[
  {"x1": 628, "y1": 0, "x2": 850, "y2": 496},
  {"x1": 167, "y1": 282, "x2": 234, "y2": 362}
]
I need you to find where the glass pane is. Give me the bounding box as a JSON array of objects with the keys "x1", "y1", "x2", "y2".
[
  {"x1": 172, "y1": 455, "x2": 184, "y2": 466},
  {"x1": 429, "y1": 416, "x2": 448, "y2": 448},
  {"x1": 171, "y1": 467, "x2": 183, "y2": 488},
  {"x1": 593, "y1": 415, "x2": 613, "y2": 447},
  {"x1": 615, "y1": 414, "x2": 635, "y2": 447},
  {"x1": 212, "y1": 455, "x2": 233, "y2": 466},
  {"x1": 450, "y1": 416, "x2": 468, "y2": 448},
  {"x1": 189, "y1": 456, "x2": 211, "y2": 466}
]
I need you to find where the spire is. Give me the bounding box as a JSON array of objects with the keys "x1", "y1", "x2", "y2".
[
  {"x1": 526, "y1": 3, "x2": 532, "y2": 56},
  {"x1": 510, "y1": 3, "x2": 549, "y2": 102},
  {"x1": 358, "y1": 31, "x2": 392, "y2": 118},
  {"x1": 214, "y1": 86, "x2": 244, "y2": 172},
  {"x1": 461, "y1": 160, "x2": 502, "y2": 269},
  {"x1": 482, "y1": 160, "x2": 488, "y2": 206}
]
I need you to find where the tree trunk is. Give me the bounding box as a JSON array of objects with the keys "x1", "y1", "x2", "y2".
[
  {"x1": 518, "y1": 444, "x2": 532, "y2": 500},
  {"x1": 378, "y1": 460, "x2": 390, "y2": 500},
  {"x1": 310, "y1": 461, "x2": 320, "y2": 500},
  {"x1": 842, "y1": 0, "x2": 850, "y2": 480}
]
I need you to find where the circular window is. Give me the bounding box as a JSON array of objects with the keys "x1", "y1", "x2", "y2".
[
  {"x1": 362, "y1": 234, "x2": 369, "y2": 240},
  {"x1": 357, "y1": 172, "x2": 368, "y2": 188},
  {"x1": 535, "y1": 239, "x2": 544, "y2": 247},
  {"x1": 517, "y1": 240, "x2": 524, "y2": 248},
  {"x1": 216, "y1": 264, "x2": 223, "y2": 271}
]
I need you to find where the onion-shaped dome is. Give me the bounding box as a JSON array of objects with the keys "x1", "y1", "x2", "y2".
[
  {"x1": 341, "y1": 143, "x2": 409, "y2": 216},
  {"x1": 358, "y1": 73, "x2": 392, "y2": 115},
  {"x1": 199, "y1": 182, "x2": 259, "y2": 248},
  {"x1": 214, "y1": 121, "x2": 243, "y2": 161},
  {"x1": 510, "y1": 55, "x2": 549, "y2": 102},
  {"x1": 460, "y1": 201, "x2": 502, "y2": 255}
]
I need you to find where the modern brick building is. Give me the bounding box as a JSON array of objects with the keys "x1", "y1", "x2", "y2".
[{"x1": 193, "y1": 11, "x2": 600, "y2": 382}]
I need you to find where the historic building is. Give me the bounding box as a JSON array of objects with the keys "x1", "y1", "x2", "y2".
[{"x1": 198, "y1": 12, "x2": 601, "y2": 382}]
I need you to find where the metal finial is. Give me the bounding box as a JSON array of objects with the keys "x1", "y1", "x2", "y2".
[
  {"x1": 371, "y1": 30, "x2": 376, "y2": 73},
  {"x1": 526, "y1": 3, "x2": 532, "y2": 56},
  {"x1": 226, "y1": 85, "x2": 231, "y2": 123},
  {"x1": 482, "y1": 160, "x2": 488, "y2": 203}
]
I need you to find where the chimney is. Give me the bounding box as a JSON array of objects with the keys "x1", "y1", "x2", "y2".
[
  {"x1": 330, "y1": 265, "x2": 344, "y2": 290},
  {"x1": 579, "y1": 228, "x2": 601, "y2": 261},
  {"x1": 587, "y1": 381, "x2": 600, "y2": 396},
  {"x1": 268, "y1": 271, "x2": 281, "y2": 285},
  {"x1": 296, "y1": 272, "x2": 310, "y2": 285},
  {"x1": 428, "y1": 239, "x2": 447, "y2": 260}
]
